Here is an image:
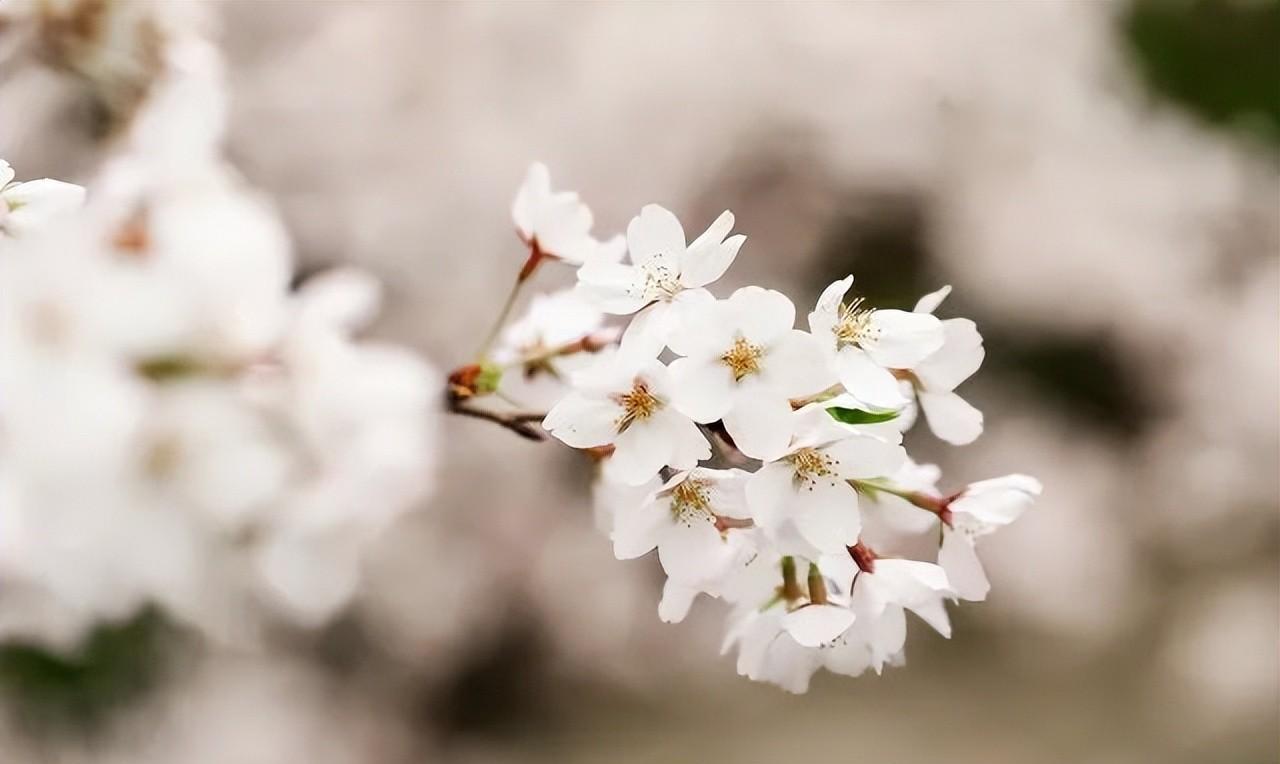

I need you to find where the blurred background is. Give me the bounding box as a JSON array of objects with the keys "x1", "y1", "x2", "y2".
[{"x1": 0, "y1": 1, "x2": 1277, "y2": 762}]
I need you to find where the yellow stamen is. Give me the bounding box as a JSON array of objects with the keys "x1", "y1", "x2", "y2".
[
  {"x1": 790, "y1": 447, "x2": 837, "y2": 488},
  {"x1": 833, "y1": 298, "x2": 876, "y2": 349},
  {"x1": 670, "y1": 477, "x2": 714, "y2": 525},
  {"x1": 721, "y1": 336, "x2": 764, "y2": 381},
  {"x1": 613, "y1": 380, "x2": 662, "y2": 432}
]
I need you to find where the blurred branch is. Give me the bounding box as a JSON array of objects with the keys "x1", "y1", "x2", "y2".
[{"x1": 448, "y1": 398, "x2": 547, "y2": 441}]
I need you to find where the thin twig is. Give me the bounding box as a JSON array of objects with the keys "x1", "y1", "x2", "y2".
[{"x1": 449, "y1": 401, "x2": 547, "y2": 441}]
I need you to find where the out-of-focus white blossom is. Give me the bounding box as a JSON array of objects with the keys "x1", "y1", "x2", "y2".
[
  {"x1": 0, "y1": 159, "x2": 85, "y2": 237},
  {"x1": 0, "y1": 28, "x2": 438, "y2": 647},
  {"x1": 494, "y1": 288, "x2": 619, "y2": 409}
]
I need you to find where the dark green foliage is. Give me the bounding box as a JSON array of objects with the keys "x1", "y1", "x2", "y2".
[
  {"x1": 1124, "y1": 0, "x2": 1280, "y2": 147},
  {"x1": 0, "y1": 608, "x2": 174, "y2": 731}
]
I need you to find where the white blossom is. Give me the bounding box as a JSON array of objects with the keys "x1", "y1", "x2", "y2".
[
  {"x1": 808, "y1": 275, "x2": 944, "y2": 411},
  {"x1": 542, "y1": 349, "x2": 711, "y2": 485},
  {"x1": 937, "y1": 474, "x2": 1042, "y2": 601},
  {"x1": 612, "y1": 468, "x2": 751, "y2": 585},
  {"x1": 576, "y1": 204, "x2": 743, "y2": 356},
  {"x1": 668, "y1": 286, "x2": 833, "y2": 460},
  {"x1": 0, "y1": 159, "x2": 86, "y2": 237},
  {"x1": 746, "y1": 419, "x2": 906, "y2": 556},
  {"x1": 494, "y1": 288, "x2": 619, "y2": 409},
  {"x1": 511, "y1": 161, "x2": 608, "y2": 265}
]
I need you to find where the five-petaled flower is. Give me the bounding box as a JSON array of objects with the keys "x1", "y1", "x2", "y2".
[
  {"x1": 542, "y1": 350, "x2": 711, "y2": 485},
  {"x1": 808, "y1": 275, "x2": 944, "y2": 412},
  {"x1": 745, "y1": 417, "x2": 906, "y2": 556},
  {"x1": 576, "y1": 204, "x2": 743, "y2": 357},
  {"x1": 667, "y1": 286, "x2": 833, "y2": 460}
]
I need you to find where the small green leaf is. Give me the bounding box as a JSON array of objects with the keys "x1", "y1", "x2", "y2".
[
  {"x1": 473, "y1": 362, "x2": 504, "y2": 395},
  {"x1": 827, "y1": 406, "x2": 899, "y2": 425}
]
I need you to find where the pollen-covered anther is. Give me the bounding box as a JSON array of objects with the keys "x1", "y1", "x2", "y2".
[
  {"x1": 670, "y1": 478, "x2": 714, "y2": 526},
  {"x1": 790, "y1": 447, "x2": 837, "y2": 489},
  {"x1": 612, "y1": 380, "x2": 663, "y2": 432},
  {"x1": 633, "y1": 259, "x2": 682, "y2": 302},
  {"x1": 720, "y1": 336, "x2": 764, "y2": 381},
  {"x1": 833, "y1": 298, "x2": 876, "y2": 349}
]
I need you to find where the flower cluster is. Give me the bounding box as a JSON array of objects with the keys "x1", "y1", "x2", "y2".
[
  {"x1": 0, "y1": 36, "x2": 438, "y2": 648},
  {"x1": 467, "y1": 164, "x2": 1042, "y2": 692}
]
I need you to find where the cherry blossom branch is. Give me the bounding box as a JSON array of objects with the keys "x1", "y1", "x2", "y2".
[{"x1": 447, "y1": 396, "x2": 547, "y2": 441}]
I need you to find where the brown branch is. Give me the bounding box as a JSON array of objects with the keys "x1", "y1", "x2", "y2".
[{"x1": 448, "y1": 399, "x2": 547, "y2": 441}]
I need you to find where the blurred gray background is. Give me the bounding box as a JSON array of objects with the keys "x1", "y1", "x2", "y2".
[{"x1": 0, "y1": 1, "x2": 1276, "y2": 762}]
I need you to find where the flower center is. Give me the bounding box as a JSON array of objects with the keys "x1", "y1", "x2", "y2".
[
  {"x1": 670, "y1": 477, "x2": 715, "y2": 526},
  {"x1": 789, "y1": 447, "x2": 838, "y2": 488},
  {"x1": 833, "y1": 298, "x2": 876, "y2": 349},
  {"x1": 633, "y1": 258, "x2": 683, "y2": 303},
  {"x1": 612, "y1": 380, "x2": 662, "y2": 432},
  {"x1": 720, "y1": 336, "x2": 764, "y2": 381}
]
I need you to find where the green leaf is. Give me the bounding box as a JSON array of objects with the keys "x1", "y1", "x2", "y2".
[
  {"x1": 473, "y1": 362, "x2": 504, "y2": 395},
  {"x1": 827, "y1": 406, "x2": 899, "y2": 425}
]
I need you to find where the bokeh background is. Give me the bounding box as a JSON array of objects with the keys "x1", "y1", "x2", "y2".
[{"x1": 1, "y1": 1, "x2": 1277, "y2": 762}]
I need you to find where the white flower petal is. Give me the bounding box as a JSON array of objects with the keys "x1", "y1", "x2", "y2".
[
  {"x1": 915, "y1": 318, "x2": 984, "y2": 392},
  {"x1": 658, "y1": 578, "x2": 701, "y2": 623},
  {"x1": 0, "y1": 159, "x2": 14, "y2": 188},
  {"x1": 726, "y1": 286, "x2": 796, "y2": 346},
  {"x1": 722, "y1": 391, "x2": 794, "y2": 460},
  {"x1": 745, "y1": 461, "x2": 798, "y2": 531},
  {"x1": 783, "y1": 604, "x2": 855, "y2": 648},
  {"x1": 612, "y1": 495, "x2": 670, "y2": 560},
  {"x1": 626, "y1": 204, "x2": 686, "y2": 264},
  {"x1": 808, "y1": 276, "x2": 853, "y2": 336},
  {"x1": 918, "y1": 390, "x2": 984, "y2": 445},
  {"x1": 912, "y1": 285, "x2": 952, "y2": 315},
  {"x1": 949, "y1": 474, "x2": 1042, "y2": 527},
  {"x1": 824, "y1": 637, "x2": 873, "y2": 677},
  {"x1": 658, "y1": 517, "x2": 727, "y2": 582},
  {"x1": 658, "y1": 409, "x2": 713, "y2": 470},
  {"x1": 792, "y1": 480, "x2": 862, "y2": 553},
  {"x1": 669, "y1": 356, "x2": 735, "y2": 422},
  {"x1": 3, "y1": 179, "x2": 86, "y2": 233},
  {"x1": 511, "y1": 162, "x2": 550, "y2": 237},
  {"x1": 865, "y1": 604, "x2": 909, "y2": 668},
  {"x1": 606, "y1": 418, "x2": 674, "y2": 485},
  {"x1": 575, "y1": 260, "x2": 648, "y2": 314},
  {"x1": 938, "y1": 527, "x2": 991, "y2": 601},
  {"x1": 865, "y1": 310, "x2": 945, "y2": 369},
  {"x1": 618, "y1": 301, "x2": 674, "y2": 359},
  {"x1": 761, "y1": 330, "x2": 835, "y2": 399},
  {"x1": 534, "y1": 192, "x2": 594, "y2": 262},
  {"x1": 542, "y1": 393, "x2": 620, "y2": 448},
  {"x1": 823, "y1": 434, "x2": 907, "y2": 480},
  {"x1": 835, "y1": 349, "x2": 909, "y2": 410},
  {"x1": 680, "y1": 209, "x2": 740, "y2": 287}
]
